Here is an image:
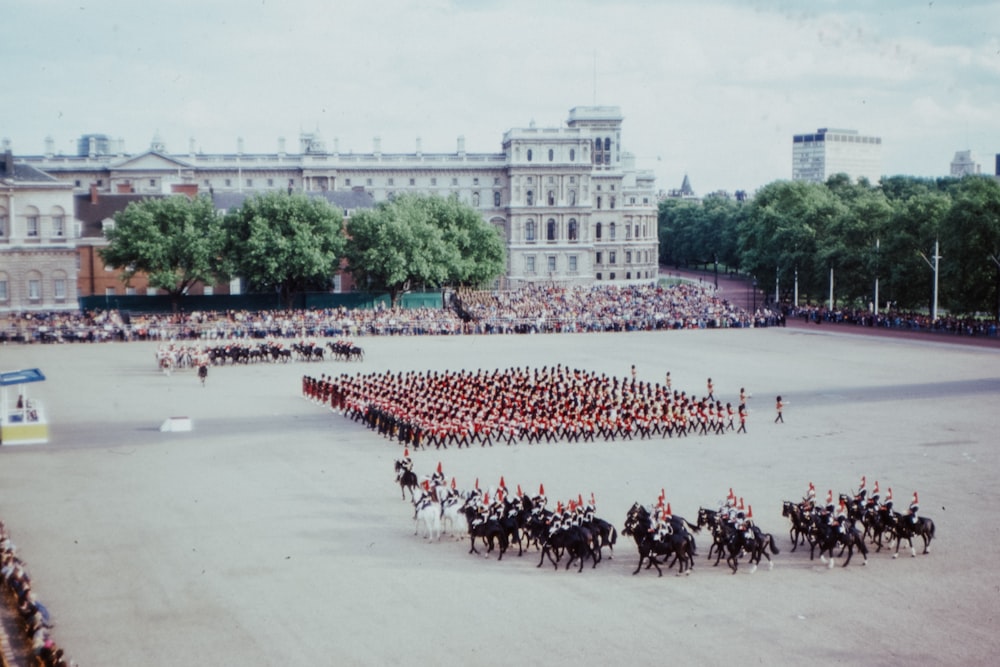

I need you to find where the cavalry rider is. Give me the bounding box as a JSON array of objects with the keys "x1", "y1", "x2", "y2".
[
  {"x1": 908, "y1": 491, "x2": 920, "y2": 524},
  {"x1": 855, "y1": 475, "x2": 867, "y2": 504},
  {"x1": 866, "y1": 480, "x2": 881, "y2": 510},
  {"x1": 399, "y1": 448, "x2": 413, "y2": 473},
  {"x1": 830, "y1": 499, "x2": 849, "y2": 532},
  {"x1": 803, "y1": 482, "x2": 817, "y2": 513}
]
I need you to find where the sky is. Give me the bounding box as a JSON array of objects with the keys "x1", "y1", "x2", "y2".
[{"x1": 2, "y1": 0, "x2": 998, "y2": 195}]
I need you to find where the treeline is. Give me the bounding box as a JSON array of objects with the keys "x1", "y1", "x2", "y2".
[{"x1": 659, "y1": 174, "x2": 1000, "y2": 318}]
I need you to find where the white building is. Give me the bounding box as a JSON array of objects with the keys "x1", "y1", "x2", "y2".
[
  {"x1": 18, "y1": 106, "x2": 658, "y2": 290},
  {"x1": 0, "y1": 149, "x2": 78, "y2": 313},
  {"x1": 950, "y1": 150, "x2": 981, "y2": 177},
  {"x1": 792, "y1": 128, "x2": 882, "y2": 185}
]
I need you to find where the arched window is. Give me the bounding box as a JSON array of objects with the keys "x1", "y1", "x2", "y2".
[
  {"x1": 604, "y1": 137, "x2": 611, "y2": 151},
  {"x1": 546, "y1": 219, "x2": 557, "y2": 241},
  {"x1": 609, "y1": 223, "x2": 616, "y2": 240},
  {"x1": 525, "y1": 219, "x2": 536, "y2": 242},
  {"x1": 568, "y1": 219, "x2": 578, "y2": 241},
  {"x1": 527, "y1": 149, "x2": 533, "y2": 162},
  {"x1": 569, "y1": 190, "x2": 576, "y2": 206},
  {"x1": 526, "y1": 190, "x2": 534, "y2": 206},
  {"x1": 570, "y1": 148, "x2": 575, "y2": 161},
  {"x1": 548, "y1": 149, "x2": 554, "y2": 162},
  {"x1": 494, "y1": 191, "x2": 501, "y2": 207},
  {"x1": 595, "y1": 222, "x2": 602, "y2": 240},
  {"x1": 547, "y1": 191, "x2": 555, "y2": 206}
]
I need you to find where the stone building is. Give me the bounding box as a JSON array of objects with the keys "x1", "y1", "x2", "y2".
[
  {"x1": 0, "y1": 149, "x2": 77, "y2": 313},
  {"x1": 17, "y1": 105, "x2": 658, "y2": 295}
]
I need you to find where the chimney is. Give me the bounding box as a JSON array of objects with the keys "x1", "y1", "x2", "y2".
[
  {"x1": 373, "y1": 136, "x2": 381, "y2": 157},
  {"x1": 90, "y1": 183, "x2": 99, "y2": 205},
  {"x1": 237, "y1": 136, "x2": 244, "y2": 155},
  {"x1": 415, "y1": 137, "x2": 422, "y2": 156},
  {"x1": 278, "y1": 137, "x2": 286, "y2": 156},
  {"x1": 189, "y1": 137, "x2": 196, "y2": 156},
  {"x1": 4, "y1": 149, "x2": 13, "y2": 176},
  {"x1": 89, "y1": 136, "x2": 97, "y2": 158},
  {"x1": 457, "y1": 135, "x2": 466, "y2": 157},
  {"x1": 45, "y1": 135, "x2": 55, "y2": 158},
  {"x1": 332, "y1": 137, "x2": 339, "y2": 155}
]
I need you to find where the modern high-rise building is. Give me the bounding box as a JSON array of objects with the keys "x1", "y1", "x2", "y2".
[
  {"x1": 14, "y1": 106, "x2": 658, "y2": 300},
  {"x1": 792, "y1": 128, "x2": 882, "y2": 184}
]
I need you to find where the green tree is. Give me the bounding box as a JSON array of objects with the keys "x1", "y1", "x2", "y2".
[
  {"x1": 221, "y1": 192, "x2": 346, "y2": 308},
  {"x1": 941, "y1": 176, "x2": 1000, "y2": 317},
  {"x1": 344, "y1": 194, "x2": 505, "y2": 307},
  {"x1": 100, "y1": 194, "x2": 225, "y2": 311}
]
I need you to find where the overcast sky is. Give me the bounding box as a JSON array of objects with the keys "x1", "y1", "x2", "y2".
[{"x1": 3, "y1": 0, "x2": 998, "y2": 195}]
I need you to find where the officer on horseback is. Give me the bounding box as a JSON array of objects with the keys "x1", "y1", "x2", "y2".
[{"x1": 908, "y1": 491, "x2": 919, "y2": 525}]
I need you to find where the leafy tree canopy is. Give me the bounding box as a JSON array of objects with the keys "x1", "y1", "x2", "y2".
[{"x1": 99, "y1": 194, "x2": 225, "y2": 309}]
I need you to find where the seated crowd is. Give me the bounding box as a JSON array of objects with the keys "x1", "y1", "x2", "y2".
[
  {"x1": 1, "y1": 521, "x2": 75, "y2": 666},
  {"x1": 0, "y1": 282, "x2": 758, "y2": 343},
  {"x1": 790, "y1": 304, "x2": 998, "y2": 338}
]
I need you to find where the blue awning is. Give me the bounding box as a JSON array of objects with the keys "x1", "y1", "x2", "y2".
[{"x1": 0, "y1": 369, "x2": 46, "y2": 386}]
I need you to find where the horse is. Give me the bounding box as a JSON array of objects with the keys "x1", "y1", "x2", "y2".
[
  {"x1": 781, "y1": 501, "x2": 812, "y2": 552},
  {"x1": 394, "y1": 461, "x2": 418, "y2": 501},
  {"x1": 412, "y1": 489, "x2": 442, "y2": 541},
  {"x1": 537, "y1": 518, "x2": 599, "y2": 572},
  {"x1": 889, "y1": 512, "x2": 935, "y2": 558},
  {"x1": 624, "y1": 504, "x2": 696, "y2": 576},
  {"x1": 809, "y1": 515, "x2": 868, "y2": 568},
  {"x1": 462, "y1": 503, "x2": 509, "y2": 560}
]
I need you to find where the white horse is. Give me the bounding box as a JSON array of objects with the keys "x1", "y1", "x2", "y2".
[
  {"x1": 440, "y1": 492, "x2": 471, "y2": 539},
  {"x1": 413, "y1": 489, "x2": 442, "y2": 541}
]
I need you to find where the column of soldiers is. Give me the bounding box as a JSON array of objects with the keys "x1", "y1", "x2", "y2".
[{"x1": 303, "y1": 366, "x2": 747, "y2": 448}]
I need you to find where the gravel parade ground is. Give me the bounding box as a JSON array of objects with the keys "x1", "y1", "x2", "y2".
[{"x1": 1, "y1": 327, "x2": 998, "y2": 666}]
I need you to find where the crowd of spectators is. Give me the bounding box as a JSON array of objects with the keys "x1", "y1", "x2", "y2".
[
  {"x1": 789, "y1": 305, "x2": 999, "y2": 339},
  {"x1": 0, "y1": 282, "x2": 758, "y2": 344},
  {"x1": 1, "y1": 522, "x2": 75, "y2": 666}
]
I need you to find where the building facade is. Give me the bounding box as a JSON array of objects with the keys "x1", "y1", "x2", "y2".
[
  {"x1": 0, "y1": 150, "x2": 78, "y2": 313},
  {"x1": 16, "y1": 106, "x2": 658, "y2": 299},
  {"x1": 949, "y1": 150, "x2": 981, "y2": 177},
  {"x1": 792, "y1": 128, "x2": 883, "y2": 185}
]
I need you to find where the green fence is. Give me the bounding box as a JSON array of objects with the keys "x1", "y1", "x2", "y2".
[{"x1": 78, "y1": 290, "x2": 446, "y2": 314}]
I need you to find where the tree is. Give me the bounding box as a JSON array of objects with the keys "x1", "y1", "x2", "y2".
[
  {"x1": 100, "y1": 194, "x2": 225, "y2": 311},
  {"x1": 941, "y1": 176, "x2": 1000, "y2": 318},
  {"x1": 344, "y1": 194, "x2": 505, "y2": 307},
  {"x1": 221, "y1": 192, "x2": 346, "y2": 308}
]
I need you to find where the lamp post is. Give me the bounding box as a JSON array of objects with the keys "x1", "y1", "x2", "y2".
[
  {"x1": 713, "y1": 253, "x2": 718, "y2": 289},
  {"x1": 752, "y1": 277, "x2": 757, "y2": 312},
  {"x1": 775, "y1": 267, "x2": 779, "y2": 305},
  {"x1": 917, "y1": 239, "x2": 941, "y2": 321},
  {"x1": 873, "y1": 238, "x2": 880, "y2": 316},
  {"x1": 794, "y1": 267, "x2": 799, "y2": 307}
]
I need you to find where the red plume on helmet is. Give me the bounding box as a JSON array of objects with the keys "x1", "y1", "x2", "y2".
[
  {"x1": 475, "y1": 478, "x2": 479, "y2": 490},
  {"x1": 499, "y1": 476, "x2": 506, "y2": 488},
  {"x1": 665, "y1": 502, "x2": 672, "y2": 518},
  {"x1": 747, "y1": 505, "x2": 753, "y2": 519},
  {"x1": 437, "y1": 462, "x2": 443, "y2": 474},
  {"x1": 539, "y1": 483, "x2": 545, "y2": 496},
  {"x1": 826, "y1": 489, "x2": 833, "y2": 505},
  {"x1": 422, "y1": 480, "x2": 430, "y2": 491},
  {"x1": 403, "y1": 448, "x2": 409, "y2": 457},
  {"x1": 912, "y1": 491, "x2": 919, "y2": 504},
  {"x1": 517, "y1": 484, "x2": 523, "y2": 497},
  {"x1": 451, "y1": 477, "x2": 457, "y2": 490}
]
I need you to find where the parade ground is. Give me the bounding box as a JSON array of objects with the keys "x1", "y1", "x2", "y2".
[{"x1": 1, "y1": 326, "x2": 999, "y2": 666}]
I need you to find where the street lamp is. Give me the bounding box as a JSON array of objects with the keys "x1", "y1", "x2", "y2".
[
  {"x1": 873, "y1": 238, "x2": 880, "y2": 316},
  {"x1": 917, "y1": 239, "x2": 941, "y2": 321},
  {"x1": 713, "y1": 253, "x2": 718, "y2": 289},
  {"x1": 752, "y1": 277, "x2": 757, "y2": 312}
]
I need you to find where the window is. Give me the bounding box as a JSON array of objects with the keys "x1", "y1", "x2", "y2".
[
  {"x1": 53, "y1": 216, "x2": 65, "y2": 237},
  {"x1": 595, "y1": 222, "x2": 602, "y2": 240},
  {"x1": 225, "y1": 179, "x2": 231, "y2": 187},
  {"x1": 53, "y1": 278, "x2": 66, "y2": 300},
  {"x1": 609, "y1": 223, "x2": 616, "y2": 240},
  {"x1": 345, "y1": 178, "x2": 351, "y2": 186},
  {"x1": 546, "y1": 219, "x2": 557, "y2": 242},
  {"x1": 568, "y1": 255, "x2": 577, "y2": 272},
  {"x1": 610, "y1": 196, "x2": 615, "y2": 209},
  {"x1": 626, "y1": 251, "x2": 633, "y2": 264},
  {"x1": 596, "y1": 196, "x2": 602, "y2": 210},
  {"x1": 473, "y1": 177, "x2": 480, "y2": 185},
  {"x1": 526, "y1": 256, "x2": 536, "y2": 274},
  {"x1": 451, "y1": 178, "x2": 458, "y2": 186},
  {"x1": 596, "y1": 272, "x2": 602, "y2": 280},
  {"x1": 149, "y1": 179, "x2": 156, "y2": 187},
  {"x1": 472, "y1": 192, "x2": 480, "y2": 207},
  {"x1": 570, "y1": 148, "x2": 575, "y2": 161},
  {"x1": 525, "y1": 220, "x2": 536, "y2": 242},
  {"x1": 366, "y1": 178, "x2": 373, "y2": 186},
  {"x1": 610, "y1": 272, "x2": 616, "y2": 280},
  {"x1": 1, "y1": 213, "x2": 9, "y2": 236},
  {"x1": 626, "y1": 272, "x2": 632, "y2": 280},
  {"x1": 431, "y1": 178, "x2": 437, "y2": 186},
  {"x1": 568, "y1": 219, "x2": 578, "y2": 241},
  {"x1": 409, "y1": 178, "x2": 416, "y2": 186},
  {"x1": 527, "y1": 149, "x2": 533, "y2": 162},
  {"x1": 125, "y1": 287, "x2": 136, "y2": 296},
  {"x1": 387, "y1": 178, "x2": 394, "y2": 186},
  {"x1": 625, "y1": 225, "x2": 632, "y2": 240},
  {"x1": 494, "y1": 191, "x2": 501, "y2": 207},
  {"x1": 146, "y1": 287, "x2": 157, "y2": 296},
  {"x1": 635, "y1": 224, "x2": 640, "y2": 238},
  {"x1": 548, "y1": 149, "x2": 554, "y2": 162},
  {"x1": 74, "y1": 180, "x2": 82, "y2": 187},
  {"x1": 547, "y1": 256, "x2": 556, "y2": 272},
  {"x1": 604, "y1": 138, "x2": 611, "y2": 151},
  {"x1": 26, "y1": 216, "x2": 39, "y2": 237},
  {"x1": 28, "y1": 279, "x2": 41, "y2": 300},
  {"x1": 246, "y1": 179, "x2": 253, "y2": 187},
  {"x1": 526, "y1": 190, "x2": 534, "y2": 206},
  {"x1": 569, "y1": 190, "x2": 576, "y2": 206},
  {"x1": 596, "y1": 252, "x2": 603, "y2": 265},
  {"x1": 0, "y1": 279, "x2": 7, "y2": 301},
  {"x1": 610, "y1": 251, "x2": 617, "y2": 265},
  {"x1": 547, "y1": 191, "x2": 555, "y2": 206},
  {"x1": 268, "y1": 179, "x2": 274, "y2": 187},
  {"x1": 203, "y1": 286, "x2": 214, "y2": 296},
  {"x1": 494, "y1": 177, "x2": 501, "y2": 185}
]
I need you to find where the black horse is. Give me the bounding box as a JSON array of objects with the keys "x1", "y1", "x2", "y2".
[
  {"x1": 809, "y1": 515, "x2": 868, "y2": 568},
  {"x1": 463, "y1": 504, "x2": 509, "y2": 560},
  {"x1": 394, "y1": 461, "x2": 418, "y2": 500},
  {"x1": 624, "y1": 504, "x2": 696, "y2": 577},
  {"x1": 537, "y1": 520, "x2": 599, "y2": 572},
  {"x1": 888, "y1": 512, "x2": 935, "y2": 558}
]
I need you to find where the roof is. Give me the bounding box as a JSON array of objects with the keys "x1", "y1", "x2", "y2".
[
  {"x1": 0, "y1": 368, "x2": 46, "y2": 387},
  {"x1": 1, "y1": 153, "x2": 60, "y2": 183},
  {"x1": 74, "y1": 192, "x2": 162, "y2": 238},
  {"x1": 212, "y1": 189, "x2": 375, "y2": 213}
]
